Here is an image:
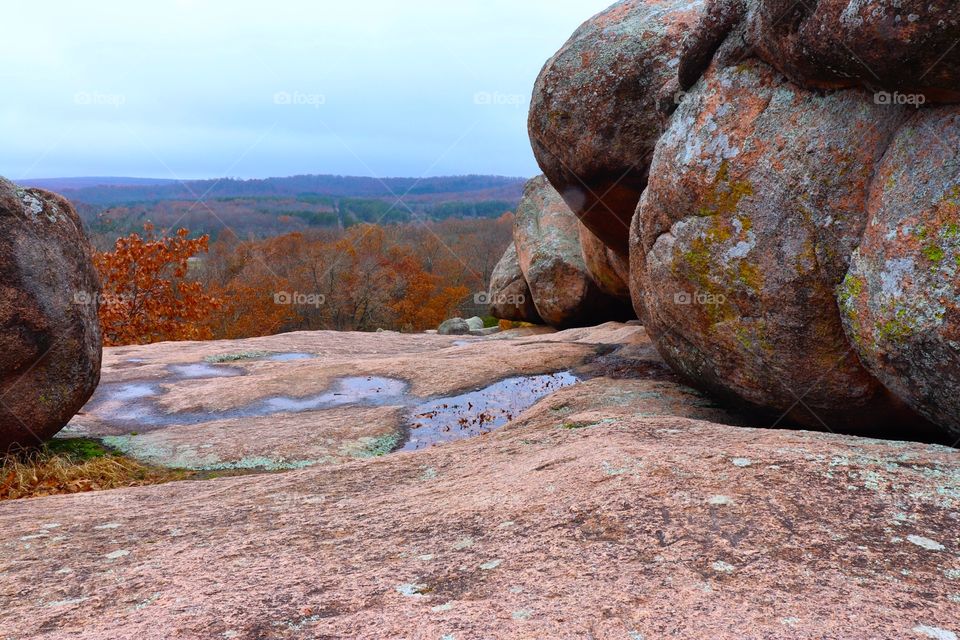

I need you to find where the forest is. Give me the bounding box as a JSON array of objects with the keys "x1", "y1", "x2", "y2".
[{"x1": 93, "y1": 217, "x2": 514, "y2": 346}]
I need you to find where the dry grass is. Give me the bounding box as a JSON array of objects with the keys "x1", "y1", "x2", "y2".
[{"x1": 0, "y1": 439, "x2": 187, "y2": 501}]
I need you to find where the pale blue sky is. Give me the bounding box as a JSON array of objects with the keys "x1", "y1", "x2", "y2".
[{"x1": 0, "y1": 0, "x2": 612, "y2": 180}]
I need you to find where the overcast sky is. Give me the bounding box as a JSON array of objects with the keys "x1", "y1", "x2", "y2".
[{"x1": 0, "y1": 0, "x2": 613, "y2": 181}]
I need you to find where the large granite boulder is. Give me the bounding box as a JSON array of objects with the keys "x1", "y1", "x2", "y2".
[
  {"x1": 840, "y1": 108, "x2": 960, "y2": 438},
  {"x1": 514, "y1": 177, "x2": 632, "y2": 328},
  {"x1": 487, "y1": 243, "x2": 543, "y2": 323},
  {"x1": 631, "y1": 60, "x2": 916, "y2": 429},
  {"x1": 579, "y1": 223, "x2": 632, "y2": 303},
  {"x1": 528, "y1": 0, "x2": 706, "y2": 256},
  {"x1": 0, "y1": 178, "x2": 102, "y2": 451},
  {"x1": 525, "y1": 0, "x2": 960, "y2": 437},
  {"x1": 748, "y1": 0, "x2": 960, "y2": 103}
]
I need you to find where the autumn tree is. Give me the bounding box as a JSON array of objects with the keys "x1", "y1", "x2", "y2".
[{"x1": 94, "y1": 225, "x2": 221, "y2": 346}]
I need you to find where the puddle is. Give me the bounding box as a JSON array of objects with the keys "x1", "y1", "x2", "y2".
[
  {"x1": 168, "y1": 363, "x2": 243, "y2": 379},
  {"x1": 81, "y1": 363, "x2": 580, "y2": 450},
  {"x1": 263, "y1": 377, "x2": 407, "y2": 412},
  {"x1": 83, "y1": 376, "x2": 409, "y2": 434},
  {"x1": 267, "y1": 352, "x2": 315, "y2": 362},
  {"x1": 112, "y1": 383, "x2": 158, "y2": 401},
  {"x1": 401, "y1": 372, "x2": 579, "y2": 451}
]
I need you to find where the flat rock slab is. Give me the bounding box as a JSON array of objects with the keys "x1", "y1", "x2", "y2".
[
  {"x1": 2, "y1": 324, "x2": 957, "y2": 639},
  {"x1": 1, "y1": 414, "x2": 958, "y2": 638},
  {"x1": 65, "y1": 324, "x2": 654, "y2": 470}
]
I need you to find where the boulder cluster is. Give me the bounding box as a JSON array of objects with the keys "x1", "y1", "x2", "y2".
[
  {"x1": 492, "y1": 0, "x2": 960, "y2": 439},
  {"x1": 488, "y1": 175, "x2": 634, "y2": 328},
  {"x1": 0, "y1": 178, "x2": 102, "y2": 451}
]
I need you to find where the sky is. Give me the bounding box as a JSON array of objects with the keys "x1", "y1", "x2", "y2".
[{"x1": 0, "y1": 0, "x2": 613, "y2": 181}]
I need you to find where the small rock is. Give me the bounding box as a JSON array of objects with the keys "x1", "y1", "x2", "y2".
[{"x1": 437, "y1": 318, "x2": 470, "y2": 336}]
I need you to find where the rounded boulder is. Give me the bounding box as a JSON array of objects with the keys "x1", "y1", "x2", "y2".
[{"x1": 0, "y1": 178, "x2": 102, "y2": 451}]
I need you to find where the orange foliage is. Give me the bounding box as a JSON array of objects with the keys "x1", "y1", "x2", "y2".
[
  {"x1": 90, "y1": 216, "x2": 514, "y2": 344},
  {"x1": 94, "y1": 225, "x2": 221, "y2": 346}
]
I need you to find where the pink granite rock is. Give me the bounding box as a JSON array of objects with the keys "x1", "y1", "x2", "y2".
[
  {"x1": 2, "y1": 385, "x2": 957, "y2": 639},
  {"x1": 748, "y1": 0, "x2": 960, "y2": 103},
  {"x1": 840, "y1": 107, "x2": 960, "y2": 439},
  {"x1": 579, "y1": 223, "x2": 632, "y2": 303},
  {"x1": 528, "y1": 0, "x2": 706, "y2": 256},
  {"x1": 487, "y1": 243, "x2": 543, "y2": 324},
  {"x1": 630, "y1": 60, "x2": 922, "y2": 431},
  {"x1": 514, "y1": 176, "x2": 632, "y2": 328},
  {"x1": 0, "y1": 178, "x2": 101, "y2": 451}
]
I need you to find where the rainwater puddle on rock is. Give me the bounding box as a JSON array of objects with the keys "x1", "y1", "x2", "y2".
[
  {"x1": 267, "y1": 352, "x2": 315, "y2": 362},
  {"x1": 86, "y1": 376, "x2": 410, "y2": 433},
  {"x1": 112, "y1": 383, "x2": 158, "y2": 401},
  {"x1": 262, "y1": 377, "x2": 407, "y2": 412},
  {"x1": 168, "y1": 363, "x2": 244, "y2": 379},
  {"x1": 83, "y1": 361, "x2": 579, "y2": 451},
  {"x1": 401, "y1": 372, "x2": 579, "y2": 451}
]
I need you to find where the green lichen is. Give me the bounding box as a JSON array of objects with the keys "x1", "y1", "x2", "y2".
[
  {"x1": 355, "y1": 432, "x2": 402, "y2": 458},
  {"x1": 922, "y1": 244, "x2": 945, "y2": 264},
  {"x1": 876, "y1": 308, "x2": 916, "y2": 345},
  {"x1": 837, "y1": 273, "x2": 864, "y2": 323},
  {"x1": 944, "y1": 185, "x2": 960, "y2": 206},
  {"x1": 698, "y1": 160, "x2": 754, "y2": 218},
  {"x1": 559, "y1": 420, "x2": 596, "y2": 430},
  {"x1": 737, "y1": 261, "x2": 763, "y2": 291}
]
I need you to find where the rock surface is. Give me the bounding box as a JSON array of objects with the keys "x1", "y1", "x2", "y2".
[
  {"x1": 64, "y1": 323, "x2": 734, "y2": 470},
  {"x1": 631, "y1": 60, "x2": 918, "y2": 431},
  {"x1": 437, "y1": 318, "x2": 470, "y2": 336},
  {"x1": 487, "y1": 243, "x2": 543, "y2": 323},
  {"x1": 747, "y1": 0, "x2": 960, "y2": 103},
  {"x1": 2, "y1": 325, "x2": 959, "y2": 639},
  {"x1": 579, "y1": 222, "x2": 632, "y2": 302},
  {"x1": 528, "y1": 0, "x2": 706, "y2": 255},
  {"x1": 526, "y1": 0, "x2": 960, "y2": 437},
  {"x1": 0, "y1": 178, "x2": 102, "y2": 451},
  {"x1": 513, "y1": 176, "x2": 632, "y2": 328},
  {"x1": 840, "y1": 108, "x2": 960, "y2": 438}
]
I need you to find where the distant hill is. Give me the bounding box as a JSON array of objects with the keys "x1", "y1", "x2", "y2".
[
  {"x1": 21, "y1": 177, "x2": 179, "y2": 191},
  {"x1": 38, "y1": 174, "x2": 530, "y2": 244},
  {"x1": 24, "y1": 174, "x2": 527, "y2": 207}
]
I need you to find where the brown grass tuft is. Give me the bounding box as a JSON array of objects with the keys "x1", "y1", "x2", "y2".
[{"x1": 0, "y1": 443, "x2": 186, "y2": 501}]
